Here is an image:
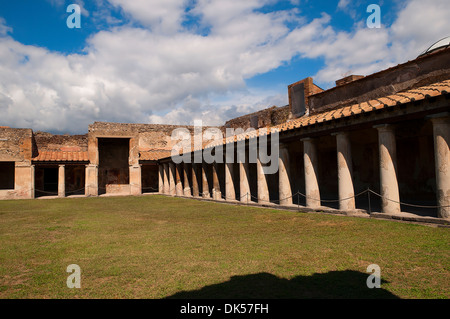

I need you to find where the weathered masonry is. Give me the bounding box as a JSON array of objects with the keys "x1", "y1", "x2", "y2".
[{"x1": 1, "y1": 47, "x2": 449, "y2": 221}]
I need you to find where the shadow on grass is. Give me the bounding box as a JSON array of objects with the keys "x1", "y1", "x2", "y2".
[{"x1": 165, "y1": 271, "x2": 399, "y2": 299}]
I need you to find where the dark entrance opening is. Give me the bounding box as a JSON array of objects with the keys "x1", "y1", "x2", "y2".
[
  {"x1": 142, "y1": 163, "x2": 159, "y2": 193},
  {"x1": 0, "y1": 162, "x2": 15, "y2": 190},
  {"x1": 98, "y1": 138, "x2": 130, "y2": 195},
  {"x1": 35, "y1": 166, "x2": 58, "y2": 197},
  {"x1": 66, "y1": 165, "x2": 86, "y2": 196}
]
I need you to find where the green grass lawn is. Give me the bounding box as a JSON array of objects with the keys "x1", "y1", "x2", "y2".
[{"x1": 0, "y1": 195, "x2": 448, "y2": 299}]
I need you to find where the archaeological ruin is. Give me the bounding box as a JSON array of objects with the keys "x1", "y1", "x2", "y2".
[{"x1": 1, "y1": 46, "x2": 449, "y2": 221}]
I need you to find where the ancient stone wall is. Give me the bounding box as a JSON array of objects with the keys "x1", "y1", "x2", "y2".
[
  {"x1": 33, "y1": 131, "x2": 88, "y2": 152},
  {"x1": 309, "y1": 47, "x2": 450, "y2": 114},
  {"x1": 0, "y1": 128, "x2": 34, "y2": 199},
  {"x1": 223, "y1": 105, "x2": 290, "y2": 132},
  {"x1": 0, "y1": 128, "x2": 33, "y2": 163}
]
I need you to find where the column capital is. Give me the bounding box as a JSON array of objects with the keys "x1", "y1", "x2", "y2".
[
  {"x1": 300, "y1": 137, "x2": 314, "y2": 142},
  {"x1": 373, "y1": 124, "x2": 395, "y2": 132},
  {"x1": 427, "y1": 113, "x2": 450, "y2": 125},
  {"x1": 331, "y1": 131, "x2": 349, "y2": 137}
]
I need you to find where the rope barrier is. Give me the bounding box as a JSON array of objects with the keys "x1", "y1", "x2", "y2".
[
  {"x1": 367, "y1": 189, "x2": 450, "y2": 209},
  {"x1": 47, "y1": 182, "x2": 450, "y2": 210}
]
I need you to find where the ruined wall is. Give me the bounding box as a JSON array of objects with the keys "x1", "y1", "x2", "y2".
[
  {"x1": 0, "y1": 128, "x2": 33, "y2": 163},
  {"x1": 34, "y1": 131, "x2": 88, "y2": 152},
  {"x1": 223, "y1": 105, "x2": 290, "y2": 132},
  {"x1": 309, "y1": 47, "x2": 450, "y2": 114},
  {"x1": 0, "y1": 128, "x2": 34, "y2": 199}
]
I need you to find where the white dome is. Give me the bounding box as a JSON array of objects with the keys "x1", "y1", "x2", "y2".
[{"x1": 418, "y1": 36, "x2": 450, "y2": 57}]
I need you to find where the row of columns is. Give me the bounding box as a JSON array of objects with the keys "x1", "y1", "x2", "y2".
[{"x1": 159, "y1": 115, "x2": 449, "y2": 219}]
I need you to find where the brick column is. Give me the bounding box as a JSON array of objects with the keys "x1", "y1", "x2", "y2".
[
  {"x1": 279, "y1": 144, "x2": 292, "y2": 206},
  {"x1": 239, "y1": 161, "x2": 250, "y2": 203},
  {"x1": 202, "y1": 163, "x2": 210, "y2": 198},
  {"x1": 175, "y1": 164, "x2": 183, "y2": 196},
  {"x1": 85, "y1": 164, "x2": 98, "y2": 196},
  {"x1": 257, "y1": 156, "x2": 270, "y2": 204},
  {"x1": 430, "y1": 115, "x2": 450, "y2": 219},
  {"x1": 163, "y1": 163, "x2": 170, "y2": 194},
  {"x1": 212, "y1": 163, "x2": 222, "y2": 200},
  {"x1": 303, "y1": 138, "x2": 320, "y2": 208},
  {"x1": 375, "y1": 124, "x2": 400, "y2": 214},
  {"x1": 191, "y1": 163, "x2": 200, "y2": 197},
  {"x1": 14, "y1": 164, "x2": 35, "y2": 199},
  {"x1": 130, "y1": 164, "x2": 142, "y2": 196},
  {"x1": 30, "y1": 165, "x2": 35, "y2": 199},
  {"x1": 183, "y1": 163, "x2": 192, "y2": 197},
  {"x1": 58, "y1": 165, "x2": 65, "y2": 198},
  {"x1": 169, "y1": 162, "x2": 176, "y2": 196},
  {"x1": 158, "y1": 164, "x2": 164, "y2": 194},
  {"x1": 225, "y1": 163, "x2": 235, "y2": 201},
  {"x1": 335, "y1": 132, "x2": 355, "y2": 210}
]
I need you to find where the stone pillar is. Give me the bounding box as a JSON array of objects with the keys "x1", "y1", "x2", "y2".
[
  {"x1": 183, "y1": 163, "x2": 192, "y2": 197},
  {"x1": 58, "y1": 165, "x2": 65, "y2": 198},
  {"x1": 175, "y1": 164, "x2": 183, "y2": 196},
  {"x1": 212, "y1": 163, "x2": 222, "y2": 200},
  {"x1": 335, "y1": 132, "x2": 355, "y2": 210},
  {"x1": 191, "y1": 163, "x2": 200, "y2": 197},
  {"x1": 375, "y1": 124, "x2": 400, "y2": 214},
  {"x1": 14, "y1": 164, "x2": 35, "y2": 199},
  {"x1": 279, "y1": 144, "x2": 292, "y2": 206},
  {"x1": 85, "y1": 164, "x2": 98, "y2": 196},
  {"x1": 158, "y1": 164, "x2": 164, "y2": 194},
  {"x1": 239, "y1": 161, "x2": 250, "y2": 203},
  {"x1": 30, "y1": 165, "x2": 35, "y2": 199},
  {"x1": 257, "y1": 156, "x2": 270, "y2": 204},
  {"x1": 225, "y1": 163, "x2": 235, "y2": 201},
  {"x1": 169, "y1": 162, "x2": 176, "y2": 196},
  {"x1": 430, "y1": 115, "x2": 450, "y2": 219},
  {"x1": 163, "y1": 163, "x2": 170, "y2": 194},
  {"x1": 130, "y1": 164, "x2": 142, "y2": 196},
  {"x1": 303, "y1": 138, "x2": 320, "y2": 208},
  {"x1": 202, "y1": 163, "x2": 210, "y2": 198}
]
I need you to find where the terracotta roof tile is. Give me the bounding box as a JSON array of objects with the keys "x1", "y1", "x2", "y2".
[
  {"x1": 140, "y1": 150, "x2": 172, "y2": 161},
  {"x1": 160, "y1": 79, "x2": 449, "y2": 160},
  {"x1": 33, "y1": 151, "x2": 89, "y2": 162}
]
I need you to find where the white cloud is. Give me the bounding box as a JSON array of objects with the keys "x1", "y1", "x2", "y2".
[
  {"x1": 0, "y1": 0, "x2": 449, "y2": 133},
  {"x1": 337, "y1": 0, "x2": 350, "y2": 10}
]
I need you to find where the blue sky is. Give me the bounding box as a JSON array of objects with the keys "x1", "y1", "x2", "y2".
[{"x1": 0, "y1": 0, "x2": 448, "y2": 133}]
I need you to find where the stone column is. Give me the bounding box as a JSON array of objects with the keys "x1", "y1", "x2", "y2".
[
  {"x1": 30, "y1": 165, "x2": 35, "y2": 199},
  {"x1": 14, "y1": 164, "x2": 35, "y2": 199},
  {"x1": 85, "y1": 164, "x2": 98, "y2": 196},
  {"x1": 212, "y1": 163, "x2": 222, "y2": 200},
  {"x1": 191, "y1": 163, "x2": 200, "y2": 197},
  {"x1": 175, "y1": 164, "x2": 183, "y2": 196},
  {"x1": 257, "y1": 156, "x2": 270, "y2": 204},
  {"x1": 158, "y1": 164, "x2": 164, "y2": 194},
  {"x1": 430, "y1": 115, "x2": 450, "y2": 219},
  {"x1": 202, "y1": 163, "x2": 210, "y2": 198},
  {"x1": 183, "y1": 163, "x2": 192, "y2": 197},
  {"x1": 225, "y1": 163, "x2": 235, "y2": 201},
  {"x1": 303, "y1": 138, "x2": 320, "y2": 208},
  {"x1": 239, "y1": 161, "x2": 250, "y2": 203},
  {"x1": 169, "y1": 162, "x2": 176, "y2": 196},
  {"x1": 279, "y1": 144, "x2": 292, "y2": 206},
  {"x1": 163, "y1": 163, "x2": 170, "y2": 194},
  {"x1": 375, "y1": 124, "x2": 400, "y2": 214},
  {"x1": 335, "y1": 132, "x2": 355, "y2": 210},
  {"x1": 130, "y1": 164, "x2": 142, "y2": 196},
  {"x1": 58, "y1": 165, "x2": 65, "y2": 198}
]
